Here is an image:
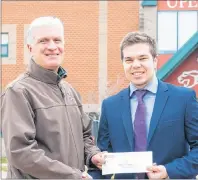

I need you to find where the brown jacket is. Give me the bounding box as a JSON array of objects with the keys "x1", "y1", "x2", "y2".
[{"x1": 1, "y1": 59, "x2": 100, "y2": 179}]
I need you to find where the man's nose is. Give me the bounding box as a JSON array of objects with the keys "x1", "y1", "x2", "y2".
[
  {"x1": 132, "y1": 59, "x2": 141, "y2": 68},
  {"x1": 47, "y1": 40, "x2": 57, "y2": 50}
]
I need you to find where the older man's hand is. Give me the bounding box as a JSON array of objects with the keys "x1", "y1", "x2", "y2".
[
  {"x1": 82, "y1": 166, "x2": 93, "y2": 179},
  {"x1": 91, "y1": 151, "x2": 107, "y2": 169},
  {"x1": 147, "y1": 165, "x2": 168, "y2": 179},
  {"x1": 82, "y1": 172, "x2": 93, "y2": 179}
]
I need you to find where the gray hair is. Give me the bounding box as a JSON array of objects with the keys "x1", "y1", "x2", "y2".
[
  {"x1": 26, "y1": 16, "x2": 64, "y2": 45},
  {"x1": 120, "y1": 31, "x2": 157, "y2": 60}
]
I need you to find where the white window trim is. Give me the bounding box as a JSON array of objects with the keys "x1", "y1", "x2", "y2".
[
  {"x1": 24, "y1": 24, "x2": 31, "y2": 64},
  {"x1": 2, "y1": 24, "x2": 17, "y2": 64},
  {"x1": 1, "y1": 33, "x2": 9, "y2": 57},
  {"x1": 157, "y1": 11, "x2": 198, "y2": 54},
  {"x1": 157, "y1": 11, "x2": 177, "y2": 54}
]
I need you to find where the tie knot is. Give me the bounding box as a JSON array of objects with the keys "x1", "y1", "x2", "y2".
[{"x1": 134, "y1": 90, "x2": 147, "y2": 101}]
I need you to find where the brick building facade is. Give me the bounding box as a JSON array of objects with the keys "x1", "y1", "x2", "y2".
[
  {"x1": 2, "y1": 1, "x2": 197, "y2": 114},
  {"x1": 2, "y1": 1, "x2": 140, "y2": 112}
]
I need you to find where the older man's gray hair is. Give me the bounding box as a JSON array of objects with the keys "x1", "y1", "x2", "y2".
[{"x1": 26, "y1": 16, "x2": 65, "y2": 45}]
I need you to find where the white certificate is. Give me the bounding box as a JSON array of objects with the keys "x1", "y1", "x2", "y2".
[{"x1": 102, "y1": 151, "x2": 153, "y2": 175}]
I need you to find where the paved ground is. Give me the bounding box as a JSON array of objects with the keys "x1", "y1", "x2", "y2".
[
  {"x1": 1, "y1": 165, "x2": 7, "y2": 179},
  {"x1": 1, "y1": 138, "x2": 7, "y2": 178},
  {"x1": 2, "y1": 171, "x2": 7, "y2": 179}
]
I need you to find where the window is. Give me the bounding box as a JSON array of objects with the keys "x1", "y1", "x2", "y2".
[
  {"x1": 1, "y1": 33, "x2": 9, "y2": 57},
  {"x1": 158, "y1": 11, "x2": 198, "y2": 54},
  {"x1": 178, "y1": 11, "x2": 197, "y2": 49},
  {"x1": 158, "y1": 12, "x2": 177, "y2": 53}
]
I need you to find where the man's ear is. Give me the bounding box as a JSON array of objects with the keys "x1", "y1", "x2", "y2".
[
  {"x1": 154, "y1": 57, "x2": 158, "y2": 70},
  {"x1": 27, "y1": 44, "x2": 32, "y2": 53}
]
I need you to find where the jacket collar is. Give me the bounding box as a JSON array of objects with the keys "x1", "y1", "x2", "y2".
[{"x1": 27, "y1": 58, "x2": 67, "y2": 84}]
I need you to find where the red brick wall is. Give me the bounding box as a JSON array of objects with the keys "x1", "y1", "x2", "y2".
[
  {"x1": 2, "y1": 1, "x2": 139, "y2": 103},
  {"x1": 107, "y1": 1, "x2": 139, "y2": 96}
]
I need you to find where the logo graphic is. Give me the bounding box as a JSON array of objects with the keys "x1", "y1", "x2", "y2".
[{"x1": 178, "y1": 70, "x2": 198, "y2": 88}]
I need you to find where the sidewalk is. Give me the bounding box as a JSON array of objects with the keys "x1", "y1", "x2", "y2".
[
  {"x1": 1, "y1": 138, "x2": 7, "y2": 178},
  {"x1": 1, "y1": 171, "x2": 7, "y2": 179},
  {"x1": 1, "y1": 163, "x2": 7, "y2": 179}
]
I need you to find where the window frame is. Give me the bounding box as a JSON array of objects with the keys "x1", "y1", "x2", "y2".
[
  {"x1": 1, "y1": 44, "x2": 9, "y2": 57},
  {"x1": 157, "y1": 11, "x2": 178, "y2": 54},
  {"x1": 157, "y1": 10, "x2": 198, "y2": 54},
  {"x1": 178, "y1": 11, "x2": 198, "y2": 49},
  {"x1": 1, "y1": 32, "x2": 9, "y2": 58}
]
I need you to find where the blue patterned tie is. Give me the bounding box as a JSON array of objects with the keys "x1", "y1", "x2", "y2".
[{"x1": 134, "y1": 90, "x2": 147, "y2": 179}]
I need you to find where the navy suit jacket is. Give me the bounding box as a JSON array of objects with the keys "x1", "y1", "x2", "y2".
[{"x1": 95, "y1": 80, "x2": 198, "y2": 179}]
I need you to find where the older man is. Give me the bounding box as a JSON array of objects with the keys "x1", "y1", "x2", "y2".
[{"x1": 1, "y1": 16, "x2": 104, "y2": 179}]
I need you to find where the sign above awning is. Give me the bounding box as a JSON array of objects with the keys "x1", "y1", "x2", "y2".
[{"x1": 158, "y1": 0, "x2": 198, "y2": 10}]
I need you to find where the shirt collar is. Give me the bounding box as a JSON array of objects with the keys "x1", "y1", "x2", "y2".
[
  {"x1": 130, "y1": 75, "x2": 158, "y2": 97},
  {"x1": 27, "y1": 58, "x2": 67, "y2": 84}
]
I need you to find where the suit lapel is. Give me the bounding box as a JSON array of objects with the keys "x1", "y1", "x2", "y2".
[
  {"x1": 147, "y1": 81, "x2": 169, "y2": 147},
  {"x1": 121, "y1": 87, "x2": 134, "y2": 150}
]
